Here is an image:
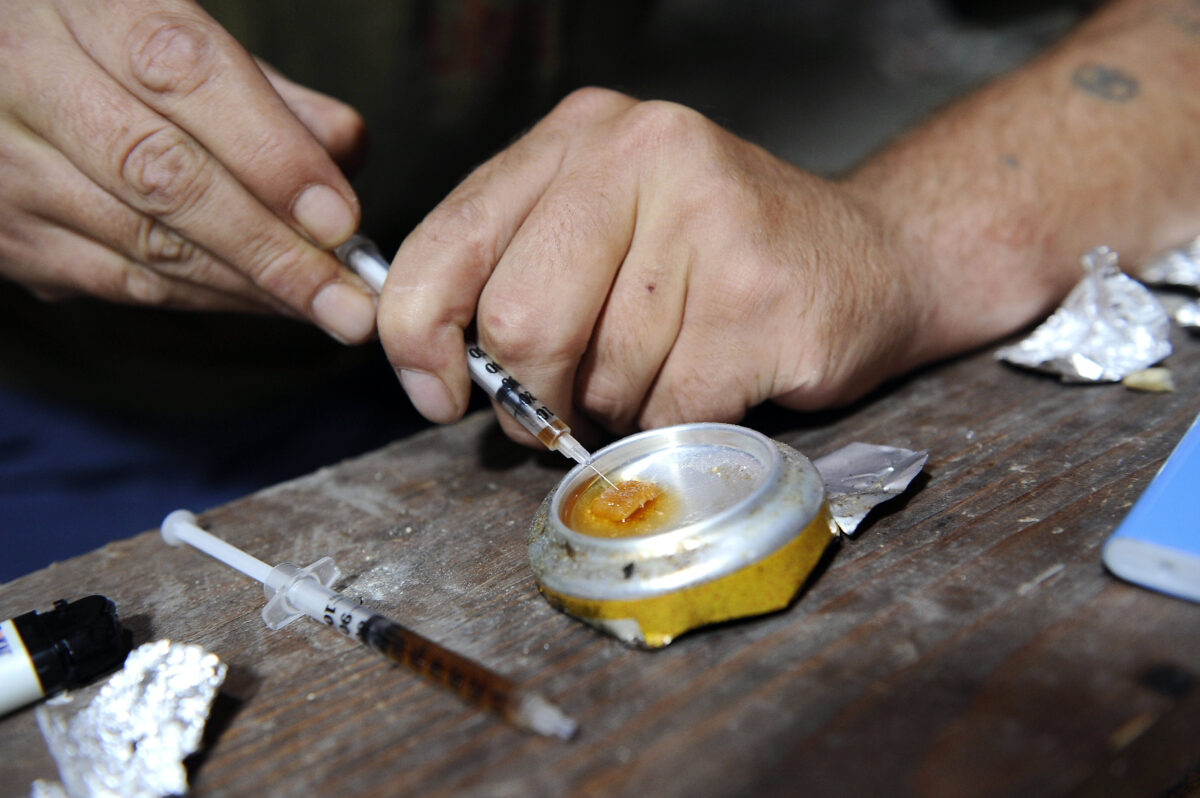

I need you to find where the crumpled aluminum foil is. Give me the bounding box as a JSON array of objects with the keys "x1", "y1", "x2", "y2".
[
  {"x1": 1141, "y1": 236, "x2": 1200, "y2": 333},
  {"x1": 995, "y1": 246, "x2": 1172, "y2": 381},
  {"x1": 1141, "y1": 235, "x2": 1200, "y2": 289},
  {"x1": 1177, "y1": 300, "x2": 1200, "y2": 332},
  {"x1": 29, "y1": 782, "x2": 68, "y2": 798},
  {"x1": 33, "y1": 640, "x2": 226, "y2": 798},
  {"x1": 813, "y1": 442, "x2": 928, "y2": 536}
]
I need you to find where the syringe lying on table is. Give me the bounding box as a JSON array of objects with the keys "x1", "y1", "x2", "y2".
[
  {"x1": 335, "y1": 234, "x2": 600, "y2": 472},
  {"x1": 160, "y1": 510, "x2": 578, "y2": 740}
]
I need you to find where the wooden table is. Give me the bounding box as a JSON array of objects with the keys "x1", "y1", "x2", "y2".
[{"x1": 3, "y1": 328, "x2": 1199, "y2": 798}]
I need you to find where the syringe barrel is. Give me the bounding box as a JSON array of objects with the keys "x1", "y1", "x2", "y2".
[
  {"x1": 265, "y1": 565, "x2": 375, "y2": 637},
  {"x1": 269, "y1": 576, "x2": 516, "y2": 713},
  {"x1": 334, "y1": 233, "x2": 588, "y2": 463},
  {"x1": 356, "y1": 614, "x2": 576, "y2": 738},
  {"x1": 466, "y1": 344, "x2": 571, "y2": 447},
  {"x1": 334, "y1": 234, "x2": 389, "y2": 293},
  {"x1": 359, "y1": 614, "x2": 515, "y2": 713}
]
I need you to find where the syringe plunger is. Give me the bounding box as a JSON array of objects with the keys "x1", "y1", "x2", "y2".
[{"x1": 159, "y1": 511, "x2": 577, "y2": 739}]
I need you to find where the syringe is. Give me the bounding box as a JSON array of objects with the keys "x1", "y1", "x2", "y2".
[
  {"x1": 160, "y1": 510, "x2": 578, "y2": 740},
  {"x1": 335, "y1": 234, "x2": 596, "y2": 469}
]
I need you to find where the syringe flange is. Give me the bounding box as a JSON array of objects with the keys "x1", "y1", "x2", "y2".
[{"x1": 261, "y1": 558, "x2": 342, "y2": 631}]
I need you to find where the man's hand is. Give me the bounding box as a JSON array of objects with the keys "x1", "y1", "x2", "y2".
[
  {"x1": 0, "y1": 0, "x2": 376, "y2": 343},
  {"x1": 378, "y1": 88, "x2": 934, "y2": 444},
  {"x1": 381, "y1": 0, "x2": 1200, "y2": 448}
]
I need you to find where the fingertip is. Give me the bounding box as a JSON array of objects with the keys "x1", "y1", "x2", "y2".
[{"x1": 293, "y1": 183, "x2": 359, "y2": 248}]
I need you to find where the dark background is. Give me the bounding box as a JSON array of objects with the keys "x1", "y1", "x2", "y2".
[{"x1": 0, "y1": 0, "x2": 1082, "y2": 582}]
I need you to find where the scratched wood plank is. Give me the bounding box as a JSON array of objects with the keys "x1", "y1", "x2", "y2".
[{"x1": 2, "y1": 327, "x2": 1198, "y2": 798}]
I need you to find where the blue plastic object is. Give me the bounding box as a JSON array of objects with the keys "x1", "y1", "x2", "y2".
[{"x1": 1103, "y1": 410, "x2": 1200, "y2": 603}]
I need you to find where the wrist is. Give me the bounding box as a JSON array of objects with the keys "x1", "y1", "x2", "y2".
[
  {"x1": 842, "y1": 138, "x2": 1075, "y2": 370},
  {"x1": 835, "y1": 172, "x2": 947, "y2": 376}
]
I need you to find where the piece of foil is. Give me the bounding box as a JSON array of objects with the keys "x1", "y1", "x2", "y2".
[
  {"x1": 812, "y1": 442, "x2": 928, "y2": 536},
  {"x1": 1177, "y1": 300, "x2": 1200, "y2": 332},
  {"x1": 1140, "y1": 236, "x2": 1200, "y2": 333},
  {"x1": 33, "y1": 640, "x2": 226, "y2": 798},
  {"x1": 1141, "y1": 235, "x2": 1200, "y2": 289},
  {"x1": 995, "y1": 246, "x2": 1172, "y2": 382}
]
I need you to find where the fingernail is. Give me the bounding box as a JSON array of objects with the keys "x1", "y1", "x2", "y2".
[
  {"x1": 312, "y1": 281, "x2": 376, "y2": 343},
  {"x1": 293, "y1": 184, "x2": 357, "y2": 247},
  {"x1": 399, "y1": 369, "x2": 457, "y2": 422}
]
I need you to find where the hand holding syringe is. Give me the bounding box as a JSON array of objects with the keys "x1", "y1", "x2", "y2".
[
  {"x1": 161, "y1": 510, "x2": 577, "y2": 739},
  {"x1": 335, "y1": 235, "x2": 597, "y2": 469}
]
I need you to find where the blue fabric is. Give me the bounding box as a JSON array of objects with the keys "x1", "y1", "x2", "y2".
[{"x1": 0, "y1": 364, "x2": 425, "y2": 583}]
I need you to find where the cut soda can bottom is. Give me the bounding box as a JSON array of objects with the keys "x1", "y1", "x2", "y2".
[{"x1": 527, "y1": 423, "x2": 839, "y2": 648}]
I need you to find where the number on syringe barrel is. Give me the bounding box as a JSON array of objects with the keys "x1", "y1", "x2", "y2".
[
  {"x1": 468, "y1": 346, "x2": 554, "y2": 422},
  {"x1": 323, "y1": 597, "x2": 371, "y2": 639}
]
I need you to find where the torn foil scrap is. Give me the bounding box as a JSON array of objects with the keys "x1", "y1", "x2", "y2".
[
  {"x1": 34, "y1": 640, "x2": 226, "y2": 798},
  {"x1": 995, "y1": 246, "x2": 1172, "y2": 382},
  {"x1": 1177, "y1": 300, "x2": 1200, "y2": 332},
  {"x1": 1141, "y1": 236, "x2": 1200, "y2": 289},
  {"x1": 813, "y1": 442, "x2": 928, "y2": 536},
  {"x1": 30, "y1": 782, "x2": 67, "y2": 798}
]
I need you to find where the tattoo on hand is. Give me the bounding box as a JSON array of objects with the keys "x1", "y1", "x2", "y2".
[{"x1": 1072, "y1": 63, "x2": 1139, "y2": 103}]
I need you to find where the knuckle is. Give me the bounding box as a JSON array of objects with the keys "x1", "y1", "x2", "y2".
[
  {"x1": 417, "y1": 192, "x2": 499, "y2": 266},
  {"x1": 477, "y1": 296, "x2": 580, "y2": 369},
  {"x1": 578, "y1": 380, "x2": 635, "y2": 432},
  {"x1": 153, "y1": 257, "x2": 228, "y2": 291},
  {"x1": 126, "y1": 15, "x2": 219, "y2": 97},
  {"x1": 71, "y1": 256, "x2": 172, "y2": 306},
  {"x1": 242, "y1": 238, "x2": 325, "y2": 303},
  {"x1": 692, "y1": 246, "x2": 783, "y2": 326},
  {"x1": 640, "y1": 371, "x2": 746, "y2": 429},
  {"x1": 119, "y1": 126, "x2": 214, "y2": 217},
  {"x1": 616, "y1": 100, "x2": 715, "y2": 156},
  {"x1": 716, "y1": 265, "x2": 774, "y2": 318},
  {"x1": 134, "y1": 217, "x2": 193, "y2": 263},
  {"x1": 121, "y1": 261, "x2": 173, "y2": 305},
  {"x1": 476, "y1": 301, "x2": 538, "y2": 362},
  {"x1": 550, "y1": 86, "x2": 631, "y2": 122}
]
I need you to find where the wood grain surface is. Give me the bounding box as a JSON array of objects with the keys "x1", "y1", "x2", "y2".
[{"x1": 2, "y1": 327, "x2": 1199, "y2": 798}]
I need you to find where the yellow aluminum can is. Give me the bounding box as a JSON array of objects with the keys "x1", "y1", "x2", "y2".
[{"x1": 528, "y1": 423, "x2": 838, "y2": 648}]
